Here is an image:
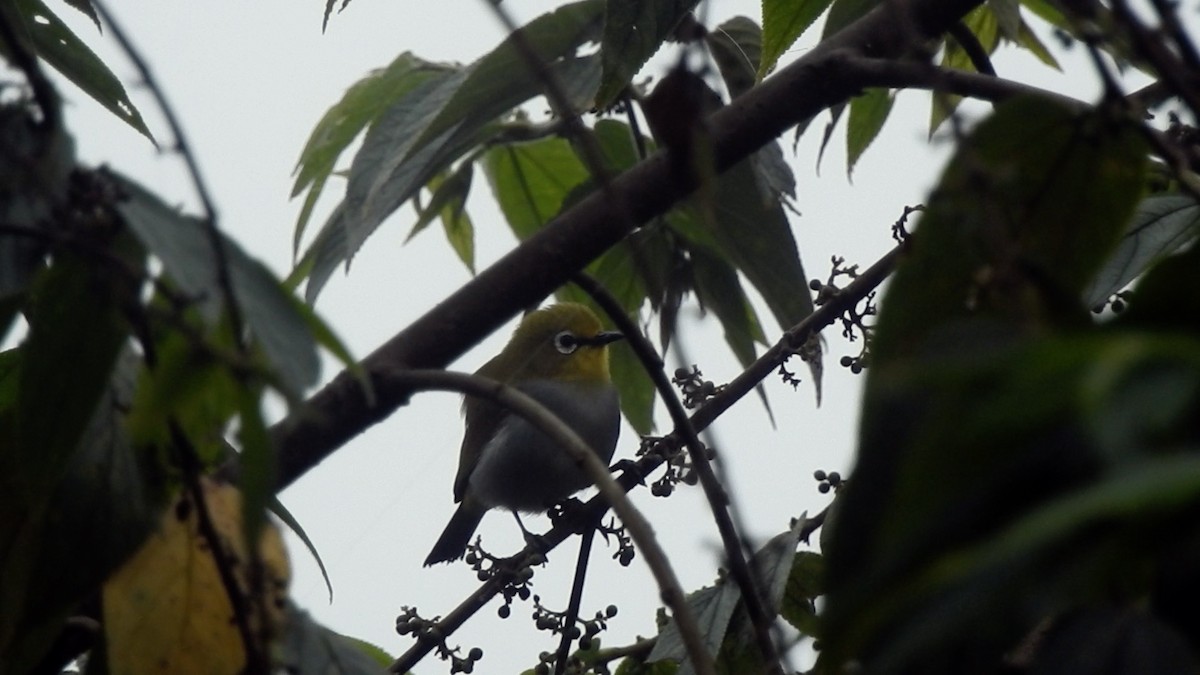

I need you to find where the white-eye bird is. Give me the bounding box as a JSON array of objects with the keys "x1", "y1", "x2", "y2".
[{"x1": 424, "y1": 302, "x2": 623, "y2": 566}]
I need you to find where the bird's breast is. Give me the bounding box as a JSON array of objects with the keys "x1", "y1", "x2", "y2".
[{"x1": 468, "y1": 379, "x2": 620, "y2": 512}]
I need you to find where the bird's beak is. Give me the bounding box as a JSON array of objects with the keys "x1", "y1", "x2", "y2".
[{"x1": 589, "y1": 330, "x2": 624, "y2": 346}]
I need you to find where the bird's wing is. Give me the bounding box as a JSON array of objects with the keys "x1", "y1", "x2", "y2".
[{"x1": 452, "y1": 356, "x2": 509, "y2": 502}]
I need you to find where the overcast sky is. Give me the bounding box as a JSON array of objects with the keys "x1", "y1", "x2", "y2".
[{"x1": 44, "y1": 1, "x2": 1115, "y2": 671}]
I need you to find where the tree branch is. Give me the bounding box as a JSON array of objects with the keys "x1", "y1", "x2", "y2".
[{"x1": 573, "y1": 278, "x2": 782, "y2": 672}]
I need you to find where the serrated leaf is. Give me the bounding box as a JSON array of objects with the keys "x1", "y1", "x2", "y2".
[
  {"x1": 648, "y1": 524, "x2": 802, "y2": 672},
  {"x1": 1015, "y1": 18, "x2": 1061, "y2": 69},
  {"x1": 301, "y1": 2, "x2": 605, "y2": 300},
  {"x1": 291, "y1": 52, "x2": 451, "y2": 249},
  {"x1": 697, "y1": 158, "x2": 815, "y2": 331},
  {"x1": 113, "y1": 173, "x2": 321, "y2": 397},
  {"x1": 13, "y1": 0, "x2": 152, "y2": 141},
  {"x1": 816, "y1": 104, "x2": 845, "y2": 172},
  {"x1": 483, "y1": 136, "x2": 592, "y2": 237},
  {"x1": 596, "y1": 0, "x2": 700, "y2": 107},
  {"x1": 689, "y1": 246, "x2": 765, "y2": 368},
  {"x1": 646, "y1": 580, "x2": 741, "y2": 667},
  {"x1": 780, "y1": 551, "x2": 824, "y2": 636},
  {"x1": 846, "y1": 88, "x2": 894, "y2": 176},
  {"x1": 409, "y1": 163, "x2": 477, "y2": 276},
  {"x1": 759, "y1": 0, "x2": 835, "y2": 79},
  {"x1": 1084, "y1": 194, "x2": 1200, "y2": 308},
  {"x1": 1019, "y1": 0, "x2": 1070, "y2": 31},
  {"x1": 413, "y1": 0, "x2": 606, "y2": 153},
  {"x1": 705, "y1": 16, "x2": 762, "y2": 99}
]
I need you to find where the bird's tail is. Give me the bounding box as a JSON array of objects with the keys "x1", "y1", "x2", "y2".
[{"x1": 424, "y1": 501, "x2": 485, "y2": 566}]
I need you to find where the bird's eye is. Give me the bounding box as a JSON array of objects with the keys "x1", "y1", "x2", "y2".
[{"x1": 553, "y1": 331, "x2": 579, "y2": 354}]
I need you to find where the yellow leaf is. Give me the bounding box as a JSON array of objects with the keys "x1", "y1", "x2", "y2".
[{"x1": 103, "y1": 477, "x2": 290, "y2": 674}]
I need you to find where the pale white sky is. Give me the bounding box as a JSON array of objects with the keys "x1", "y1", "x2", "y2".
[{"x1": 46, "y1": 1, "x2": 1112, "y2": 671}]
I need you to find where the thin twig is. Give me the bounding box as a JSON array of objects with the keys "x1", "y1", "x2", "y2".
[
  {"x1": 553, "y1": 528, "x2": 595, "y2": 675},
  {"x1": 169, "y1": 422, "x2": 270, "y2": 675},
  {"x1": 91, "y1": 1, "x2": 247, "y2": 352},
  {"x1": 573, "y1": 274, "x2": 783, "y2": 673},
  {"x1": 947, "y1": 21, "x2": 997, "y2": 76}
]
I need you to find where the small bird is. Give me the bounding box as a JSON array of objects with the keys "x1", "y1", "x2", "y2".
[{"x1": 424, "y1": 302, "x2": 623, "y2": 566}]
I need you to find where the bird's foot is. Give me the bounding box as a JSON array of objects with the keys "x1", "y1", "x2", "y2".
[{"x1": 610, "y1": 458, "x2": 647, "y2": 485}]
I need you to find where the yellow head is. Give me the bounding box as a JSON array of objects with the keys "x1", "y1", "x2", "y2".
[{"x1": 479, "y1": 303, "x2": 623, "y2": 384}]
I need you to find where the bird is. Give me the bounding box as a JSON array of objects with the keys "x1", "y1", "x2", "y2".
[{"x1": 424, "y1": 302, "x2": 623, "y2": 566}]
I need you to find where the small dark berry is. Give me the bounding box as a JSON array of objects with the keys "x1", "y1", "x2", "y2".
[
  {"x1": 839, "y1": 355, "x2": 853, "y2": 367},
  {"x1": 850, "y1": 363, "x2": 862, "y2": 374},
  {"x1": 828, "y1": 471, "x2": 841, "y2": 483},
  {"x1": 818, "y1": 483, "x2": 831, "y2": 494},
  {"x1": 468, "y1": 647, "x2": 483, "y2": 660},
  {"x1": 606, "y1": 605, "x2": 618, "y2": 618},
  {"x1": 498, "y1": 605, "x2": 511, "y2": 619},
  {"x1": 809, "y1": 279, "x2": 823, "y2": 291},
  {"x1": 814, "y1": 469, "x2": 827, "y2": 481}
]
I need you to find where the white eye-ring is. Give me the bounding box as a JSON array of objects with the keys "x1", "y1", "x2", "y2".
[{"x1": 553, "y1": 331, "x2": 579, "y2": 354}]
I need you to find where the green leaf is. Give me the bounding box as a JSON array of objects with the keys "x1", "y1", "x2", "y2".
[
  {"x1": 1085, "y1": 194, "x2": 1200, "y2": 308},
  {"x1": 411, "y1": 0, "x2": 606, "y2": 154},
  {"x1": 780, "y1": 551, "x2": 824, "y2": 636},
  {"x1": 1014, "y1": 18, "x2": 1061, "y2": 69},
  {"x1": 483, "y1": 136, "x2": 592, "y2": 237},
  {"x1": 596, "y1": 0, "x2": 700, "y2": 108},
  {"x1": 113, "y1": 173, "x2": 321, "y2": 397},
  {"x1": 12, "y1": 0, "x2": 152, "y2": 141},
  {"x1": 1, "y1": 350, "x2": 160, "y2": 674},
  {"x1": 692, "y1": 157, "x2": 815, "y2": 332},
  {"x1": 271, "y1": 496, "x2": 334, "y2": 602},
  {"x1": 300, "y1": 2, "x2": 605, "y2": 301},
  {"x1": 846, "y1": 88, "x2": 894, "y2": 176},
  {"x1": 649, "y1": 524, "x2": 802, "y2": 671},
  {"x1": 237, "y1": 387, "x2": 272, "y2": 548},
  {"x1": 705, "y1": 16, "x2": 762, "y2": 99},
  {"x1": 125, "y1": 325, "x2": 241, "y2": 459},
  {"x1": 5, "y1": 250, "x2": 133, "y2": 504},
  {"x1": 759, "y1": 0, "x2": 835, "y2": 79},
  {"x1": 291, "y1": 52, "x2": 451, "y2": 249},
  {"x1": 61, "y1": 0, "x2": 100, "y2": 30},
  {"x1": 689, "y1": 246, "x2": 766, "y2": 369},
  {"x1": 410, "y1": 164, "x2": 476, "y2": 273}
]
